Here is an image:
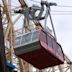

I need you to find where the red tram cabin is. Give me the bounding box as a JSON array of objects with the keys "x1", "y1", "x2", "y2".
[{"x1": 14, "y1": 29, "x2": 64, "y2": 69}]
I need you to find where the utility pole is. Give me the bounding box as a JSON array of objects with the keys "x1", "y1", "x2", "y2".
[{"x1": 0, "y1": 7, "x2": 8, "y2": 72}]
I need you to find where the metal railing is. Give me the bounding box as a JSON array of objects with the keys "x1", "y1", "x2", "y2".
[{"x1": 15, "y1": 30, "x2": 38, "y2": 48}]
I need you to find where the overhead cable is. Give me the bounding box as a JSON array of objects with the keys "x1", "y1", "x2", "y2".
[{"x1": 30, "y1": 0, "x2": 72, "y2": 8}]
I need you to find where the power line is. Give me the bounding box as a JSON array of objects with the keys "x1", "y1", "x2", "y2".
[
  {"x1": 2, "y1": 7, "x2": 72, "y2": 15},
  {"x1": 30, "y1": 0, "x2": 40, "y2": 3},
  {"x1": 51, "y1": 10, "x2": 72, "y2": 15},
  {"x1": 1, "y1": 4, "x2": 72, "y2": 15},
  {"x1": 51, "y1": 11, "x2": 72, "y2": 15},
  {"x1": 51, "y1": 10, "x2": 72, "y2": 13},
  {"x1": 2, "y1": 9, "x2": 72, "y2": 15},
  {"x1": 1, "y1": 3, "x2": 72, "y2": 13},
  {"x1": 51, "y1": 13, "x2": 72, "y2": 15},
  {"x1": 0, "y1": 5, "x2": 20, "y2": 8},
  {"x1": 30, "y1": 0, "x2": 72, "y2": 8},
  {"x1": 1, "y1": 3, "x2": 72, "y2": 9},
  {"x1": 1, "y1": 0, "x2": 72, "y2": 8},
  {"x1": 57, "y1": 5, "x2": 72, "y2": 8}
]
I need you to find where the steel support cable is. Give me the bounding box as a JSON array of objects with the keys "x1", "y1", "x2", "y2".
[
  {"x1": 3, "y1": 10, "x2": 72, "y2": 16},
  {"x1": 2, "y1": 4, "x2": 72, "y2": 14},
  {"x1": 3, "y1": 8, "x2": 72, "y2": 13},
  {"x1": 30, "y1": 0, "x2": 72, "y2": 8},
  {"x1": 57, "y1": 5, "x2": 72, "y2": 8},
  {"x1": 2, "y1": 2, "x2": 72, "y2": 9},
  {"x1": 18, "y1": 0, "x2": 43, "y2": 29}
]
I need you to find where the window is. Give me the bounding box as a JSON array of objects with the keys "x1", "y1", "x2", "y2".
[
  {"x1": 53, "y1": 41, "x2": 58, "y2": 50},
  {"x1": 25, "y1": 33, "x2": 31, "y2": 43},
  {"x1": 57, "y1": 45, "x2": 63, "y2": 55},
  {"x1": 47, "y1": 36, "x2": 52, "y2": 47},
  {"x1": 40, "y1": 31, "x2": 46, "y2": 43},
  {"x1": 21, "y1": 33, "x2": 31, "y2": 44},
  {"x1": 32, "y1": 31, "x2": 38, "y2": 40},
  {"x1": 21, "y1": 35, "x2": 25, "y2": 44},
  {"x1": 15, "y1": 36, "x2": 21, "y2": 45}
]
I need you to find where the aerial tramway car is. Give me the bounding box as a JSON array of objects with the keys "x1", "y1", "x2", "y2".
[{"x1": 14, "y1": 29, "x2": 64, "y2": 69}]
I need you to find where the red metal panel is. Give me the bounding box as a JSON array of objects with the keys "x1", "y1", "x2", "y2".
[
  {"x1": 17, "y1": 45, "x2": 64, "y2": 69},
  {"x1": 48, "y1": 45, "x2": 56, "y2": 56},
  {"x1": 39, "y1": 29, "x2": 64, "y2": 63},
  {"x1": 40, "y1": 41, "x2": 47, "y2": 49}
]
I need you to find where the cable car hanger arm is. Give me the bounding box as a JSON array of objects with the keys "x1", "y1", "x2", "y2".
[{"x1": 14, "y1": 1, "x2": 57, "y2": 21}]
